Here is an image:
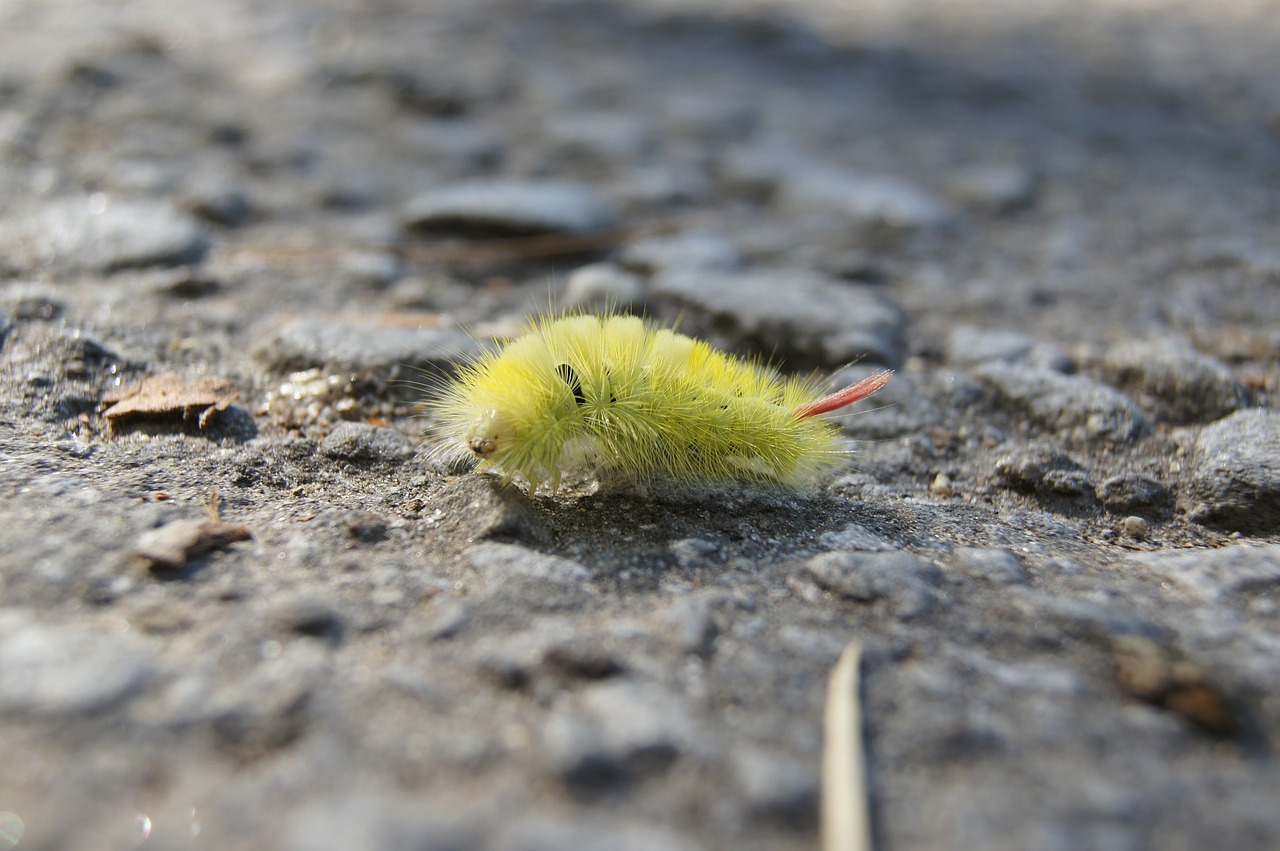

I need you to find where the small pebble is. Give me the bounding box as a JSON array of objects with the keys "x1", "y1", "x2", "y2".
[
  {"x1": 930, "y1": 472, "x2": 955, "y2": 496},
  {"x1": 1121, "y1": 515, "x2": 1150, "y2": 540},
  {"x1": 319, "y1": 422, "x2": 416, "y2": 464}
]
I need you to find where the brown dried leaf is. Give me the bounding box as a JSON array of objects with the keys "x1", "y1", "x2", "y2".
[
  {"x1": 102, "y1": 374, "x2": 238, "y2": 429},
  {"x1": 135, "y1": 518, "x2": 252, "y2": 570}
]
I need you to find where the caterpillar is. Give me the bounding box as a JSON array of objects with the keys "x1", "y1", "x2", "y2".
[{"x1": 430, "y1": 313, "x2": 892, "y2": 495}]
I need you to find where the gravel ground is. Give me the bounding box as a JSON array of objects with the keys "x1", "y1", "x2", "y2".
[{"x1": 2, "y1": 1, "x2": 1279, "y2": 849}]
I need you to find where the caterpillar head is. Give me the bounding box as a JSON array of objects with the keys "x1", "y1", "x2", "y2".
[{"x1": 465, "y1": 409, "x2": 516, "y2": 459}]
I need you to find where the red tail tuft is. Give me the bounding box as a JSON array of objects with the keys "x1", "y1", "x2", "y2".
[{"x1": 793, "y1": 369, "x2": 893, "y2": 419}]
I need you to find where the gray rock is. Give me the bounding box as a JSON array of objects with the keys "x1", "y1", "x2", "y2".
[
  {"x1": 320, "y1": 422, "x2": 416, "y2": 463},
  {"x1": 402, "y1": 179, "x2": 619, "y2": 235},
  {"x1": 1102, "y1": 338, "x2": 1245, "y2": 424},
  {"x1": 948, "y1": 547, "x2": 1028, "y2": 585},
  {"x1": 805, "y1": 551, "x2": 943, "y2": 617},
  {"x1": 0, "y1": 613, "x2": 159, "y2": 714},
  {"x1": 431, "y1": 476, "x2": 550, "y2": 544},
  {"x1": 618, "y1": 231, "x2": 744, "y2": 274},
  {"x1": 1096, "y1": 474, "x2": 1174, "y2": 516},
  {"x1": 267, "y1": 595, "x2": 347, "y2": 644},
  {"x1": 663, "y1": 596, "x2": 718, "y2": 656},
  {"x1": 1009, "y1": 590, "x2": 1163, "y2": 639},
  {"x1": 184, "y1": 184, "x2": 254, "y2": 227},
  {"x1": 946, "y1": 163, "x2": 1038, "y2": 213},
  {"x1": 0, "y1": 196, "x2": 208, "y2": 272},
  {"x1": 945, "y1": 325, "x2": 1073, "y2": 372},
  {"x1": 1181, "y1": 408, "x2": 1280, "y2": 534},
  {"x1": 732, "y1": 748, "x2": 818, "y2": 827},
  {"x1": 1188, "y1": 236, "x2": 1280, "y2": 283},
  {"x1": 579, "y1": 679, "x2": 693, "y2": 771},
  {"x1": 995, "y1": 446, "x2": 1095, "y2": 499},
  {"x1": 650, "y1": 268, "x2": 907, "y2": 369},
  {"x1": 544, "y1": 112, "x2": 658, "y2": 166},
  {"x1": 815, "y1": 523, "x2": 899, "y2": 552},
  {"x1": 465, "y1": 542, "x2": 589, "y2": 585},
  {"x1": 724, "y1": 146, "x2": 954, "y2": 230},
  {"x1": 778, "y1": 165, "x2": 956, "y2": 231},
  {"x1": 975, "y1": 363, "x2": 1150, "y2": 443},
  {"x1": 561, "y1": 262, "x2": 645, "y2": 311},
  {"x1": 1129, "y1": 544, "x2": 1280, "y2": 603},
  {"x1": 401, "y1": 119, "x2": 504, "y2": 169},
  {"x1": 257, "y1": 316, "x2": 479, "y2": 377}
]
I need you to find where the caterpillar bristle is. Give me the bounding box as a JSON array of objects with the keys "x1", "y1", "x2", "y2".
[{"x1": 429, "y1": 312, "x2": 890, "y2": 495}]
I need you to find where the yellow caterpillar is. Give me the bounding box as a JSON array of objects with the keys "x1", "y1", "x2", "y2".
[{"x1": 430, "y1": 313, "x2": 891, "y2": 495}]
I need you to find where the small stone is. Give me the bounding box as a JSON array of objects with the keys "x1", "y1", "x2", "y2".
[
  {"x1": 1121, "y1": 516, "x2": 1150, "y2": 539},
  {"x1": 976, "y1": 363, "x2": 1149, "y2": 443},
  {"x1": 995, "y1": 447, "x2": 1094, "y2": 498},
  {"x1": 1102, "y1": 338, "x2": 1246, "y2": 424},
  {"x1": 184, "y1": 185, "x2": 253, "y2": 227},
  {"x1": 320, "y1": 422, "x2": 416, "y2": 464},
  {"x1": 1096, "y1": 474, "x2": 1174, "y2": 516},
  {"x1": 269, "y1": 595, "x2": 346, "y2": 644},
  {"x1": 777, "y1": 164, "x2": 956, "y2": 231},
  {"x1": 618, "y1": 231, "x2": 744, "y2": 274},
  {"x1": 930, "y1": 472, "x2": 955, "y2": 496},
  {"x1": 1181, "y1": 409, "x2": 1280, "y2": 534},
  {"x1": 561, "y1": 262, "x2": 645, "y2": 311},
  {"x1": 0, "y1": 613, "x2": 159, "y2": 714},
  {"x1": 257, "y1": 316, "x2": 479, "y2": 378},
  {"x1": 1129, "y1": 544, "x2": 1280, "y2": 603},
  {"x1": 580, "y1": 679, "x2": 691, "y2": 773},
  {"x1": 732, "y1": 749, "x2": 818, "y2": 828},
  {"x1": 663, "y1": 597, "x2": 718, "y2": 656},
  {"x1": 805, "y1": 551, "x2": 943, "y2": 617},
  {"x1": 417, "y1": 598, "x2": 472, "y2": 641},
  {"x1": 946, "y1": 163, "x2": 1038, "y2": 213},
  {"x1": 465, "y1": 542, "x2": 588, "y2": 585},
  {"x1": 0, "y1": 196, "x2": 208, "y2": 272},
  {"x1": 402, "y1": 179, "x2": 619, "y2": 235},
  {"x1": 339, "y1": 250, "x2": 403, "y2": 288},
  {"x1": 650, "y1": 268, "x2": 907, "y2": 369},
  {"x1": 669, "y1": 537, "x2": 722, "y2": 569},
  {"x1": 544, "y1": 112, "x2": 658, "y2": 166},
  {"x1": 944, "y1": 325, "x2": 1073, "y2": 372},
  {"x1": 432, "y1": 477, "x2": 550, "y2": 544},
  {"x1": 948, "y1": 547, "x2": 1028, "y2": 585}
]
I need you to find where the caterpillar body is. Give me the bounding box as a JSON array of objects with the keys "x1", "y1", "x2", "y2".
[{"x1": 431, "y1": 313, "x2": 891, "y2": 495}]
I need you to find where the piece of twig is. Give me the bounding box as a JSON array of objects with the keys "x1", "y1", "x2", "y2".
[{"x1": 822, "y1": 642, "x2": 872, "y2": 851}]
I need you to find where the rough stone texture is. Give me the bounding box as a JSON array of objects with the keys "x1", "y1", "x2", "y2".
[
  {"x1": 976, "y1": 363, "x2": 1150, "y2": 444},
  {"x1": 1181, "y1": 409, "x2": 1280, "y2": 534},
  {"x1": 650, "y1": 267, "x2": 908, "y2": 368},
  {"x1": 0, "y1": 197, "x2": 208, "y2": 272},
  {"x1": 1, "y1": 1, "x2": 1279, "y2": 850},
  {"x1": 1102, "y1": 337, "x2": 1246, "y2": 424}
]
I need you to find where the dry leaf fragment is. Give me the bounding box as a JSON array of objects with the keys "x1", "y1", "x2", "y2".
[
  {"x1": 134, "y1": 518, "x2": 252, "y2": 570},
  {"x1": 102, "y1": 374, "x2": 238, "y2": 429}
]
